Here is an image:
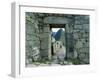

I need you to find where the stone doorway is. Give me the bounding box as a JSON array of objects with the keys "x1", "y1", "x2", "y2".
[
  {"x1": 50, "y1": 24, "x2": 66, "y2": 56},
  {"x1": 49, "y1": 24, "x2": 66, "y2": 63}
]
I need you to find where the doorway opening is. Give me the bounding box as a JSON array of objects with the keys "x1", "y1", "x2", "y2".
[{"x1": 49, "y1": 24, "x2": 66, "y2": 61}]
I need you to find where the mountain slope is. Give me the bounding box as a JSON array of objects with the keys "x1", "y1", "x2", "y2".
[{"x1": 54, "y1": 29, "x2": 63, "y2": 41}]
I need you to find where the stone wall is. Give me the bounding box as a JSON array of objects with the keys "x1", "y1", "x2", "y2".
[
  {"x1": 25, "y1": 13, "x2": 90, "y2": 65},
  {"x1": 25, "y1": 12, "x2": 40, "y2": 64},
  {"x1": 65, "y1": 16, "x2": 75, "y2": 59},
  {"x1": 26, "y1": 13, "x2": 51, "y2": 65},
  {"x1": 73, "y1": 15, "x2": 89, "y2": 64},
  {"x1": 38, "y1": 17, "x2": 51, "y2": 61}
]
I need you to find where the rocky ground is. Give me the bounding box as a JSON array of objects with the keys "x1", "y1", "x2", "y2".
[{"x1": 26, "y1": 61, "x2": 73, "y2": 67}]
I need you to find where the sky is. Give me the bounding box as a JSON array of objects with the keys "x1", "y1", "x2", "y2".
[{"x1": 52, "y1": 28, "x2": 65, "y2": 32}]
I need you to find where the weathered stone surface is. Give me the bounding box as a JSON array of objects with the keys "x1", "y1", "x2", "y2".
[
  {"x1": 73, "y1": 33, "x2": 78, "y2": 39},
  {"x1": 40, "y1": 49, "x2": 48, "y2": 58},
  {"x1": 31, "y1": 47, "x2": 40, "y2": 62},
  {"x1": 82, "y1": 33, "x2": 89, "y2": 38},
  {"x1": 74, "y1": 25, "x2": 83, "y2": 29},
  {"x1": 73, "y1": 50, "x2": 78, "y2": 58},
  {"x1": 26, "y1": 40, "x2": 40, "y2": 47},
  {"x1": 75, "y1": 40, "x2": 83, "y2": 49},
  {"x1": 75, "y1": 15, "x2": 89, "y2": 20},
  {"x1": 79, "y1": 47, "x2": 89, "y2": 53},
  {"x1": 67, "y1": 52, "x2": 73, "y2": 58},
  {"x1": 34, "y1": 22, "x2": 39, "y2": 29},
  {"x1": 73, "y1": 15, "x2": 89, "y2": 63},
  {"x1": 83, "y1": 42, "x2": 89, "y2": 47},
  {"x1": 83, "y1": 24, "x2": 89, "y2": 30},
  {"x1": 65, "y1": 24, "x2": 74, "y2": 33},
  {"x1": 44, "y1": 17, "x2": 68, "y2": 24},
  {"x1": 26, "y1": 58, "x2": 33, "y2": 64},
  {"x1": 26, "y1": 12, "x2": 36, "y2": 19},
  {"x1": 83, "y1": 58, "x2": 89, "y2": 64},
  {"x1": 40, "y1": 38, "x2": 49, "y2": 49},
  {"x1": 39, "y1": 33, "x2": 49, "y2": 38},
  {"x1": 75, "y1": 20, "x2": 81, "y2": 24},
  {"x1": 38, "y1": 18, "x2": 43, "y2": 23},
  {"x1": 79, "y1": 53, "x2": 86, "y2": 59},
  {"x1": 26, "y1": 24, "x2": 34, "y2": 30},
  {"x1": 26, "y1": 21, "x2": 34, "y2": 27},
  {"x1": 43, "y1": 27, "x2": 50, "y2": 32},
  {"x1": 25, "y1": 13, "x2": 90, "y2": 65},
  {"x1": 78, "y1": 20, "x2": 89, "y2": 24},
  {"x1": 79, "y1": 52, "x2": 89, "y2": 64},
  {"x1": 26, "y1": 35, "x2": 39, "y2": 41}
]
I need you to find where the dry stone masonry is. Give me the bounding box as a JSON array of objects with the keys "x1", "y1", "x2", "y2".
[
  {"x1": 73, "y1": 15, "x2": 89, "y2": 64},
  {"x1": 25, "y1": 12, "x2": 89, "y2": 66}
]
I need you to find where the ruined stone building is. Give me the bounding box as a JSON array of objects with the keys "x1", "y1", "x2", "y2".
[{"x1": 25, "y1": 12, "x2": 89, "y2": 65}]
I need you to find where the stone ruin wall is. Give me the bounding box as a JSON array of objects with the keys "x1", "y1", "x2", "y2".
[
  {"x1": 73, "y1": 15, "x2": 89, "y2": 64},
  {"x1": 25, "y1": 12, "x2": 89, "y2": 64},
  {"x1": 25, "y1": 13, "x2": 40, "y2": 64}
]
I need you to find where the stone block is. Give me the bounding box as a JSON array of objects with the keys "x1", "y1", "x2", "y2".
[
  {"x1": 67, "y1": 52, "x2": 73, "y2": 58},
  {"x1": 75, "y1": 16, "x2": 82, "y2": 20},
  {"x1": 26, "y1": 25, "x2": 35, "y2": 33},
  {"x1": 83, "y1": 16, "x2": 89, "y2": 20},
  {"x1": 75, "y1": 20, "x2": 82, "y2": 24},
  {"x1": 44, "y1": 16, "x2": 68, "y2": 24},
  {"x1": 79, "y1": 47, "x2": 89, "y2": 53},
  {"x1": 74, "y1": 24, "x2": 83, "y2": 29},
  {"x1": 40, "y1": 49, "x2": 48, "y2": 58},
  {"x1": 26, "y1": 35, "x2": 39, "y2": 41},
  {"x1": 26, "y1": 12, "x2": 36, "y2": 19},
  {"x1": 73, "y1": 50, "x2": 78, "y2": 58},
  {"x1": 26, "y1": 40, "x2": 40, "y2": 47},
  {"x1": 43, "y1": 27, "x2": 50, "y2": 32},
  {"x1": 83, "y1": 58, "x2": 89, "y2": 64},
  {"x1": 26, "y1": 17, "x2": 36, "y2": 24},
  {"x1": 38, "y1": 18, "x2": 43, "y2": 23},
  {"x1": 26, "y1": 21, "x2": 39, "y2": 30},
  {"x1": 75, "y1": 40, "x2": 83, "y2": 49},
  {"x1": 73, "y1": 33, "x2": 78, "y2": 39},
  {"x1": 39, "y1": 33, "x2": 49, "y2": 38},
  {"x1": 83, "y1": 24, "x2": 89, "y2": 31},
  {"x1": 80, "y1": 39, "x2": 86, "y2": 43},
  {"x1": 26, "y1": 22, "x2": 33, "y2": 29},
  {"x1": 84, "y1": 42, "x2": 89, "y2": 47},
  {"x1": 26, "y1": 29, "x2": 33, "y2": 35},
  {"x1": 79, "y1": 53, "x2": 86, "y2": 59},
  {"x1": 40, "y1": 38, "x2": 49, "y2": 49},
  {"x1": 75, "y1": 18, "x2": 89, "y2": 24},
  {"x1": 75, "y1": 15, "x2": 89, "y2": 20},
  {"x1": 25, "y1": 20, "x2": 33, "y2": 27},
  {"x1": 82, "y1": 33, "x2": 89, "y2": 38},
  {"x1": 80, "y1": 52, "x2": 89, "y2": 63},
  {"x1": 26, "y1": 41, "x2": 34, "y2": 46},
  {"x1": 43, "y1": 24, "x2": 49, "y2": 27},
  {"x1": 26, "y1": 58, "x2": 33, "y2": 64},
  {"x1": 34, "y1": 22, "x2": 39, "y2": 29}
]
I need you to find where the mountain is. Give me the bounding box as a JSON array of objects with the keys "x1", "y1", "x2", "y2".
[
  {"x1": 51, "y1": 28, "x2": 66, "y2": 46},
  {"x1": 52, "y1": 32, "x2": 56, "y2": 37},
  {"x1": 54, "y1": 29, "x2": 63, "y2": 41}
]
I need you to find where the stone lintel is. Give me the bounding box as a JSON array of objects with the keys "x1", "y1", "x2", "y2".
[{"x1": 44, "y1": 17, "x2": 68, "y2": 24}]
